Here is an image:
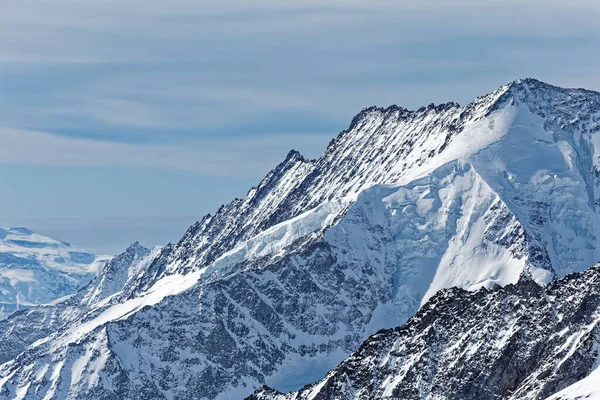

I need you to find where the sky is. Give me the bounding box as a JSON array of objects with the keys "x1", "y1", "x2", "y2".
[{"x1": 1, "y1": 0, "x2": 599, "y2": 254}]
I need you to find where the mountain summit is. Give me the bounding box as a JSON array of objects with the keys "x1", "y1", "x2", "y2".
[{"x1": 1, "y1": 79, "x2": 600, "y2": 399}]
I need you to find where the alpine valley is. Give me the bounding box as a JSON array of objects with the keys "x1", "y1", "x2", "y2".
[{"x1": 1, "y1": 78, "x2": 600, "y2": 399}]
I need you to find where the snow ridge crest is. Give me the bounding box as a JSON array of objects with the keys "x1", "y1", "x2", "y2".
[{"x1": 2, "y1": 79, "x2": 600, "y2": 400}]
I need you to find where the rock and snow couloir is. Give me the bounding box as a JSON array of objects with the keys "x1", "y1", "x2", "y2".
[{"x1": 1, "y1": 78, "x2": 600, "y2": 399}]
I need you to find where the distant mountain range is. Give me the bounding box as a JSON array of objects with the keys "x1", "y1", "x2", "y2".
[
  {"x1": 0, "y1": 227, "x2": 110, "y2": 319},
  {"x1": 1, "y1": 78, "x2": 600, "y2": 399}
]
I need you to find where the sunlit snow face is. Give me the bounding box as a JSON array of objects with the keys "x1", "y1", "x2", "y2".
[{"x1": 1, "y1": 1, "x2": 600, "y2": 255}]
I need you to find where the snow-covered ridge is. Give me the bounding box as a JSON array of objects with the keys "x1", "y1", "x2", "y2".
[
  {"x1": 166, "y1": 77, "x2": 600, "y2": 287},
  {"x1": 154, "y1": 79, "x2": 600, "y2": 280},
  {"x1": 0, "y1": 227, "x2": 110, "y2": 320},
  {"x1": 2, "y1": 78, "x2": 600, "y2": 399}
]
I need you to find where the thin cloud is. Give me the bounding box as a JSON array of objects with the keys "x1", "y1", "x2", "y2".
[
  {"x1": 48, "y1": 98, "x2": 168, "y2": 128},
  {"x1": 0, "y1": 127, "x2": 330, "y2": 176},
  {"x1": 2, "y1": 1, "x2": 598, "y2": 65},
  {"x1": 1, "y1": 0, "x2": 599, "y2": 141}
]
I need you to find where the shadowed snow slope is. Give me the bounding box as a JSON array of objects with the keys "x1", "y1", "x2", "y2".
[
  {"x1": 1, "y1": 78, "x2": 600, "y2": 399},
  {"x1": 0, "y1": 227, "x2": 111, "y2": 320}
]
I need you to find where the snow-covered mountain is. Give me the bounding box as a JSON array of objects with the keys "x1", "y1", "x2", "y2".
[
  {"x1": 0, "y1": 227, "x2": 110, "y2": 320},
  {"x1": 249, "y1": 262, "x2": 600, "y2": 400},
  {"x1": 0, "y1": 242, "x2": 150, "y2": 366},
  {"x1": 1, "y1": 78, "x2": 600, "y2": 399}
]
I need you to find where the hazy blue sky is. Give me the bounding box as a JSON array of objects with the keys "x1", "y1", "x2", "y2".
[{"x1": 1, "y1": 0, "x2": 599, "y2": 254}]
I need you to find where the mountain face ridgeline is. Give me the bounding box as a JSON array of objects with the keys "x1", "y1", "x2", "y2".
[{"x1": 1, "y1": 78, "x2": 600, "y2": 399}]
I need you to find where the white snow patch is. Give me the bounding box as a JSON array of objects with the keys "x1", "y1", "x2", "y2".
[
  {"x1": 547, "y1": 363, "x2": 600, "y2": 400},
  {"x1": 58, "y1": 268, "x2": 204, "y2": 345},
  {"x1": 207, "y1": 198, "x2": 347, "y2": 277}
]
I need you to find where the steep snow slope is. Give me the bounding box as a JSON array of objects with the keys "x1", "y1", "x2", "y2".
[
  {"x1": 0, "y1": 227, "x2": 110, "y2": 319},
  {"x1": 138, "y1": 93, "x2": 491, "y2": 281},
  {"x1": 1, "y1": 79, "x2": 600, "y2": 399},
  {"x1": 0, "y1": 242, "x2": 151, "y2": 366},
  {"x1": 548, "y1": 366, "x2": 600, "y2": 400},
  {"x1": 250, "y1": 263, "x2": 600, "y2": 400},
  {"x1": 137, "y1": 78, "x2": 600, "y2": 288}
]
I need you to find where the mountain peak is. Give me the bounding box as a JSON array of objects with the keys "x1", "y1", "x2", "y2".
[
  {"x1": 503, "y1": 77, "x2": 566, "y2": 97},
  {"x1": 347, "y1": 102, "x2": 462, "y2": 132},
  {"x1": 479, "y1": 78, "x2": 600, "y2": 131},
  {"x1": 283, "y1": 148, "x2": 305, "y2": 163},
  {"x1": 111, "y1": 242, "x2": 150, "y2": 268},
  {"x1": 81, "y1": 242, "x2": 151, "y2": 305},
  {"x1": 125, "y1": 241, "x2": 149, "y2": 255},
  {"x1": 511, "y1": 76, "x2": 544, "y2": 86},
  {"x1": 503, "y1": 76, "x2": 600, "y2": 98}
]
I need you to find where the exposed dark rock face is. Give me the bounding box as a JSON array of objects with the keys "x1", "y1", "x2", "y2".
[{"x1": 250, "y1": 264, "x2": 600, "y2": 400}]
